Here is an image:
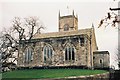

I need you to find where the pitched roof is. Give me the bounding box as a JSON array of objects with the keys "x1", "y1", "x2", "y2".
[{"x1": 33, "y1": 28, "x2": 93, "y2": 39}]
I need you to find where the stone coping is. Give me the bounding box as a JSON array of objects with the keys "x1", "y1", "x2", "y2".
[{"x1": 32, "y1": 72, "x2": 109, "y2": 80}]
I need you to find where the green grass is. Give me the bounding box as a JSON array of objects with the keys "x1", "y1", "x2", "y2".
[{"x1": 2, "y1": 69, "x2": 107, "y2": 79}]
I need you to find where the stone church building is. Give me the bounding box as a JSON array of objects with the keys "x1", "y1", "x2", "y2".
[{"x1": 18, "y1": 11, "x2": 110, "y2": 69}]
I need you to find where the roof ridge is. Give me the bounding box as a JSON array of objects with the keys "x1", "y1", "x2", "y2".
[{"x1": 33, "y1": 28, "x2": 92, "y2": 39}]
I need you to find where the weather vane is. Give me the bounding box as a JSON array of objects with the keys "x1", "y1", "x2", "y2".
[{"x1": 67, "y1": 0, "x2": 70, "y2": 14}]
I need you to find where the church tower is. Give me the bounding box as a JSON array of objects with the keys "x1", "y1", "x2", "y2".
[{"x1": 59, "y1": 10, "x2": 78, "y2": 32}]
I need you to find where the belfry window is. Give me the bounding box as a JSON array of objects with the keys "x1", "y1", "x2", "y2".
[
  {"x1": 65, "y1": 46, "x2": 75, "y2": 61},
  {"x1": 64, "y1": 24, "x2": 69, "y2": 31},
  {"x1": 43, "y1": 45, "x2": 53, "y2": 62},
  {"x1": 24, "y1": 47, "x2": 33, "y2": 63}
]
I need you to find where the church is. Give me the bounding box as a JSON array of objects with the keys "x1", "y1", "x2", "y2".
[{"x1": 17, "y1": 10, "x2": 110, "y2": 69}]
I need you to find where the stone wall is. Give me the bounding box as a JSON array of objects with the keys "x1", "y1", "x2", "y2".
[
  {"x1": 18, "y1": 35, "x2": 92, "y2": 68},
  {"x1": 36, "y1": 72, "x2": 109, "y2": 80},
  {"x1": 17, "y1": 28, "x2": 99, "y2": 68}
]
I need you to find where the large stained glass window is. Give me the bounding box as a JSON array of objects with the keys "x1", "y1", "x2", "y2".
[
  {"x1": 24, "y1": 47, "x2": 33, "y2": 63},
  {"x1": 65, "y1": 46, "x2": 75, "y2": 61},
  {"x1": 43, "y1": 45, "x2": 53, "y2": 63}
]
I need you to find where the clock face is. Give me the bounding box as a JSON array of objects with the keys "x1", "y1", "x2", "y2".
[{"x1": 64, "y1": 24, "x2": 69, "y2": 31}]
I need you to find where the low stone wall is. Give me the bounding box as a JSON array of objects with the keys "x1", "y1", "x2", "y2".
[{"x1": 37, "y1": 72, "x2": 109, "y2": 80}]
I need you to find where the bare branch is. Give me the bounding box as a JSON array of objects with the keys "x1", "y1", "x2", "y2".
[
  {"x1": 98, "y1": 12, "x2": 119, "y2": 28},
  {"x1": 25, "y1": 16, "x2": 44, "y2": 40}
]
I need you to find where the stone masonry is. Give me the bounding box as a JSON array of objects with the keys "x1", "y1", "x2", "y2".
[{"x1": 17, "y1": 10, "x2": 110, "y2": 69}]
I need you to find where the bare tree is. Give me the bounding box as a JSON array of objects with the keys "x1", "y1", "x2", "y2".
[
  {"x1": 0, "y1": 16, "x2": 44, "y2": 72},
  {"x1": 12, "y1": 17, "x2": 45, "y2": 41}
]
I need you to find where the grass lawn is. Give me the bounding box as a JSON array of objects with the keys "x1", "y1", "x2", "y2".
[{"x1": 2, "y1": 69, "x2": 107, "y2": 79}]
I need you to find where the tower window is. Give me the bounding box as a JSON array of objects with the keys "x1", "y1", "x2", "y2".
[{"x1": 64, "y1": 24, "x2": 69, "y2": 31}]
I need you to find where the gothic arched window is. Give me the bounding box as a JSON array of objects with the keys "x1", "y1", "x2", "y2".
[
  {"x1": 24, "y1": 47, "x2": 33, "y2": 63},
  {"x1": 64, "y1": 24, "x2": 69, "y2": 31},
  {"x1": 65, "y1": 46, "x2": 75, "y2": 61},
  {"x1": 80, "y1": 37, "x2": 85, "y2": 46},
  {"x1": 72, "y1": 48, "x2": 75, "y2": 60},
  {"x1": 43, "y1": 45, "x2": 53, "y2": 63}
]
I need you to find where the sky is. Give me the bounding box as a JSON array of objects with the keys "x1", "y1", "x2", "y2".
[{"x1": 0, "y1": 0, "x2": 119, "y2": 69}]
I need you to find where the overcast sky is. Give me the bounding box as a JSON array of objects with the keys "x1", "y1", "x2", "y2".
[{"x1": 0, "y1": 0, "x2": 119, "y2": 69}]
